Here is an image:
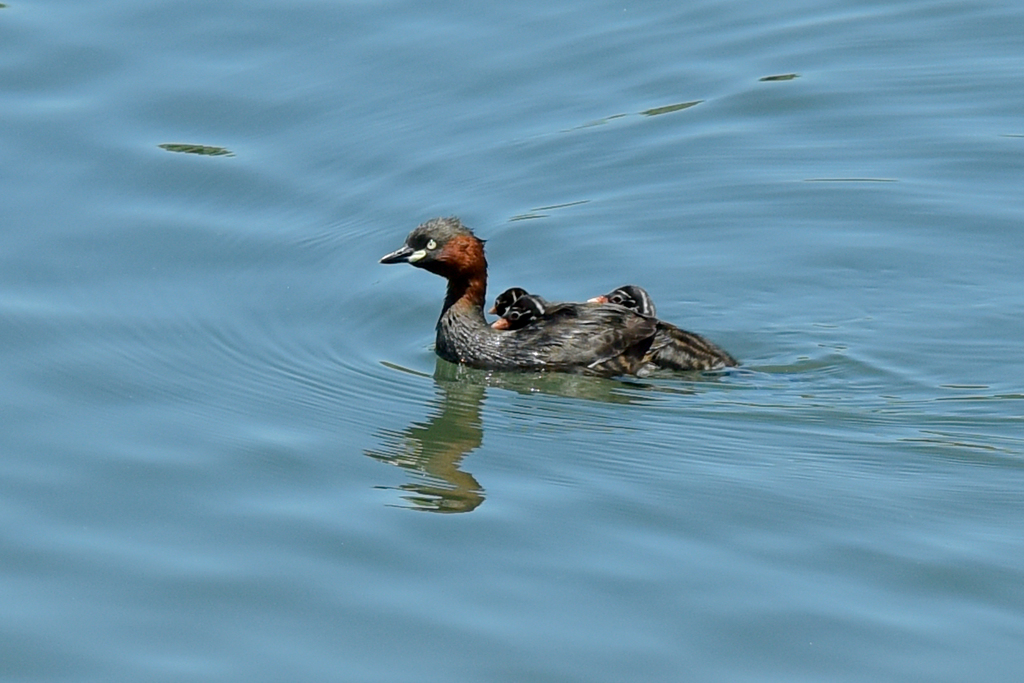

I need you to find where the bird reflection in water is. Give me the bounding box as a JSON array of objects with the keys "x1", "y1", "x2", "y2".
[
  {"x1": 365, "y1": 362, "x2": 487, "y2": 513},
  {"x1": 366, "y1": 358, "x2": 693, "y2": 512}
]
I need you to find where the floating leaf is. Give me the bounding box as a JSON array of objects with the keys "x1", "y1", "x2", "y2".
[
  {"x1": 531, "y1": 200, "x2": 589, "y2": 211},
  {"x1": 641, "y1": 100, "x2": 703, "y2": 116},
  {"x1": 158, "y1": 143, "x2": 234, "y2": 157},
  {"x1": 564, "y1": 113, "x2": 627, "y2": 132}
]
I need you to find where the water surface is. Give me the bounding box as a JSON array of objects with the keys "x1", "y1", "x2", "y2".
[{"x1": 2, "y1": 0, "x2": 1023, "y2": 680}]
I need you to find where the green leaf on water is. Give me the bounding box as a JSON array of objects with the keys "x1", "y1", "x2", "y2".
[
  {"x1": 640, "y1": 100, "x2": 703, "y2": 116},
  {"x1": 158, "y1": 143, "x2": 235, "y2": 157}
]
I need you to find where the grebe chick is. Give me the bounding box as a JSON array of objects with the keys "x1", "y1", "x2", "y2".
[
  {"x1": 488, "y1": 286, "x2": 531, "y2": 317},
  {"x1": 588, "y1": 284, "x2": 657, "y2": 317},
  {"x1": 492, "y1": 293, "x2": 549, "y2": 330},
  {"x1": 590, "y1": 285, "x2": 738, "y2": 371}
]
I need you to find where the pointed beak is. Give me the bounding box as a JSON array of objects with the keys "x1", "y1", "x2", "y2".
[
  {"x1": 487, "y1": 305, "x2": 497, "y2": 314},
  {"x1": 491, "y1": 318, "x2": 510, "y2": 330},
  {"x1": 587, "y1": 295, "x2": 609, "y2": 304},
  {"x1": 380, "y1": 245, "x2": 415, "y2": 264}
]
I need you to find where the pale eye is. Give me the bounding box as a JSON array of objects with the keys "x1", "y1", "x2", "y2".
[{"x1": 426, "y1": 239, "x2": 437, "y2": 250}]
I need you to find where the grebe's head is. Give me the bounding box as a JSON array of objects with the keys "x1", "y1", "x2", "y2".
[
  {"x1": 588, "y1": 285, "x2": 656, "y2": 317},
  {"x1": 380, "y1": 217, "x2": 486, "y2": 278}
]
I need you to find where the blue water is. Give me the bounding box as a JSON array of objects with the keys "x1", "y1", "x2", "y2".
[{"x1": 3, "y1": 0, "x2": 1023, "y2": 680}]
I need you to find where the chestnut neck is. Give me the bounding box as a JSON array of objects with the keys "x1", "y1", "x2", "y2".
[{"x1": 437, "y1": 235, "x2": 489, "y2": 318}]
